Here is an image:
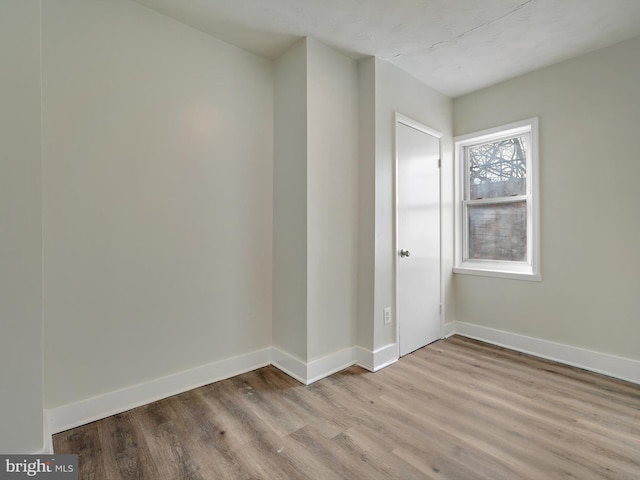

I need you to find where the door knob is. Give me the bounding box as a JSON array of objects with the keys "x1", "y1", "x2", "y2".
[{"x1": 399, "y1": 249, "x2": 411, "y2": 258}]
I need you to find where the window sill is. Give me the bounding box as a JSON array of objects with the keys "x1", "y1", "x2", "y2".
[{"x1": 453, "y1": 265, "x2": 541, "y2": 282}]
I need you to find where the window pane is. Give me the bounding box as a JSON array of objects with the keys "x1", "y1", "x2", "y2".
[
  {"x1": 468, "y1": 136, "x2": 526, "y2": 199},
  {"x1": 468, "y1": 201, "x2": 527, "y2": 261}
]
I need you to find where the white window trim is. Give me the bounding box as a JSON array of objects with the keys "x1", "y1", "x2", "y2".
[{"x1": 453, "y1": 117, "x2": 541, "y2": 281}]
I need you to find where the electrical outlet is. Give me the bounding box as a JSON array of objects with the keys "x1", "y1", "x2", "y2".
[{"x1": 383, "y1": 307, "x2": 392, "y2": 325}]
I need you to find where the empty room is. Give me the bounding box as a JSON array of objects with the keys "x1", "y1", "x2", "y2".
[{"x1": 1, "y1": 0, "x2": 639, "y2": 478}]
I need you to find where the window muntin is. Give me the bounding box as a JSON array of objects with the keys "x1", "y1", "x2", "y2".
[{"x1": 454, "y1": 118, "x2": 540, "y2": 281}]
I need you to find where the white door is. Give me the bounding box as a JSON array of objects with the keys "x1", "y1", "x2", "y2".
[{"x1": 396, "y1": 116, "x2": 441, "y2": 357}]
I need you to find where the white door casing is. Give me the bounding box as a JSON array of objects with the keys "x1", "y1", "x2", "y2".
[{"x1": 395, "y1": 114, "x2": 442, "y2": 357}]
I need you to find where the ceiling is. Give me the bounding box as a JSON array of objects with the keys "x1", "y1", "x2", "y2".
[{"x1": 132, "y1": 0, "x2": 640, "y2": 97}]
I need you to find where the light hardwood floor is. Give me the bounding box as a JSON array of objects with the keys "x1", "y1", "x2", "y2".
[{"x1": 54, "y1": 336, "x2": 640, "y2": 479}]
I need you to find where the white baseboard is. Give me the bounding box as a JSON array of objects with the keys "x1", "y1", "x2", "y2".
[
  {"x1": 307, "y1": 347, "x2": 359, "y2": 384},
  {"x1": 353, "y1": 344, "x2": 398, "y2": 372},
  {"x1": 47, "y1": 347, "x2": 271, "y2": 435},
  {"x1": 270, "y1": 347, "x2": 307, "y2": 384},
  {"x1": 371, "y1": 343, "x2": 398, "y2": 371},
  {"x1": 442, "y1": 321, "x2": 456, "y2": 338},
  {"x1": 454, "y1": 321, "x2": 640, "y2": 385},
  {"x1": 40, "y1": 410, "x2": 53, "y2": 454},
  {"x1": 30, "y1": 411, "x2": 53, "y2": 454},
  {"x1": 271, "y1": 344, "x2": 398, "y2": 384},
  {"x1": 354, "y1": 346, "x2": 374, "y2": 371}
]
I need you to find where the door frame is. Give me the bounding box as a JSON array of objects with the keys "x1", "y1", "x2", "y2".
[{"x1": 393, "y1": 112, "x2": 444, "y2": 358}]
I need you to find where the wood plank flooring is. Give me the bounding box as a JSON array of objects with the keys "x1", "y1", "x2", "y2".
[{"x1": 54, "y1": 336, "x2": 640, "y2": 479}]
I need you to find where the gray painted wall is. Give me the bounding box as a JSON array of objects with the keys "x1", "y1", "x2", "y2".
[
  {"x1": 273, "y1": 39, "x2": 308, "y2": 361},
  {"x1": 0, "y1": 0, "x2": 44, "y2": 453},
  {"x1": 43, "y1": 0, "x2": 274, "y2": 408}
]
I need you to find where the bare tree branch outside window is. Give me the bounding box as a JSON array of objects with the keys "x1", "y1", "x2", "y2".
[
  {"x1": 468, "y1": 136, "x2": 527, "y2": 199},
  {"x1": 466, "y1": 135, "x2": 528, "y2": 261}
]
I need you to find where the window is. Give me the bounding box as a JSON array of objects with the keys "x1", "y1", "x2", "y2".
[{"x1": 454, "y1": 118, "x2": 540, "y2": 281}]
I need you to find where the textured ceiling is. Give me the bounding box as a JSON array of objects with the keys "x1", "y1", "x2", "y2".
[{"x1": 132, "y1": 0, "x2": 640, "y2": 97}]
